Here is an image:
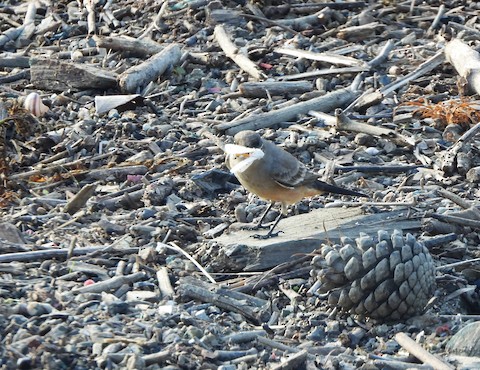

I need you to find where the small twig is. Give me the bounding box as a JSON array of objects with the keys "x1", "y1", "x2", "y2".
[
  {"x1": 437, "y1": 257, "x2": 480, "y2": 271},
  {"x1": 157, "y1": 241, "x2": 217, "y2": 284}
]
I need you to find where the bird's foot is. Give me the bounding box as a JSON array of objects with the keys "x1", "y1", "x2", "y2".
[{"x1": 251, "y1": 230, "x2": 283, "y2": 239}]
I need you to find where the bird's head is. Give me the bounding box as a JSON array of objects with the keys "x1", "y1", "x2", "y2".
[{"x1": 225, "y1": 131, "x2": 264, "y2": 174}]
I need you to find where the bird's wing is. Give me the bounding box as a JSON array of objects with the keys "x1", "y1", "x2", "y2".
[{"x1": 266, "y1": 143, "x2": 311, "y2": 188}]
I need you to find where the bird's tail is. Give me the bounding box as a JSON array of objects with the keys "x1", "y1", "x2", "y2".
[{"x1": 314, "y1": 179, "x2": 368, "y2": 198}]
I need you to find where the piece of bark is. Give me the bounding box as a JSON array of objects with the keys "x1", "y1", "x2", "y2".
[
  {"x1": 93, "y1": 35, "x2": 163, "y2": 57},
  {"x1": 395, "y1": 332, "x2": 454, "y2": 370},
  {"x1": 335, "y1": 109, "x2": 414, "y2": 146},
  {"x1": 29, "y1": 58, "x2": 117, "y2": 91},
  {"x1": 214, "y1": 208, "x2": 422, "y2": 271},
  {"x1": 215, "y1": 88, "x2": 358, "y2": 135},
  {"x1": 118, "y1": 43, "x2": 182, "y2": 93},
  {"x1": 63, "y1": 183, "x2": 97, "y2": 215},
  {"x1": 238, "y1": 81, "x2": 313, "y2": 97},
  {"x1": 445, "y1": 39, "x2": 480, "y2": 95},
  {"x1": 214, "y1": 24, "x2": 265, "y2": 81}
]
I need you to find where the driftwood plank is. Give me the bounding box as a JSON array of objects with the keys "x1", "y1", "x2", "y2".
[{"x1": 214, "y1": 208, "x2": 422, "y2": 271}]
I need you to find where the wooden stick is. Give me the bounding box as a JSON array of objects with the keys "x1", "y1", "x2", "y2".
[
  {"x1": 215, "y1": 88, "x2": 358, "y2": 135},
  {"x1": 214, "y1": 24, "x2": 265, "y2": 81},
  {"x1": 118, "y1": 43, "x2": 182, "y2": 93},
  {"x1": 63, "y1": 183, "x2": 97, "y2": 215},
  {"x1": 394, "y1": 332, "x2": 454, "y2": 370}
]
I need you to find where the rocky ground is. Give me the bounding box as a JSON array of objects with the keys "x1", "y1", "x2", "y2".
[{"x1": 1, "y1": 0, "x2": 480, "y2": 369}]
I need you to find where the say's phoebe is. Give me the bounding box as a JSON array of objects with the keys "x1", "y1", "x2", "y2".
[{"x1": 225, "y1": 130, "x2": 367, "y2": 238}]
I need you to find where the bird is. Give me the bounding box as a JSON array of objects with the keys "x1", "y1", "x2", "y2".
[{"x1": 225, "y1": 130, "x2": 367, "y2": 239}]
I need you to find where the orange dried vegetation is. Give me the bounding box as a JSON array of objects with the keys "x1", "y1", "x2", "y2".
[{"x1": 404, "y1": 98, "x2": 480, "y2": 129}]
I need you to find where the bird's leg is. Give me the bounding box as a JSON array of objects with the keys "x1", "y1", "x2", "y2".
[
  {"x1": 252, "y1": 212, "x2": 284, "y2": 239},
  {"x1": 242, "y1": 201, "x2": 275, "y2": 231}
]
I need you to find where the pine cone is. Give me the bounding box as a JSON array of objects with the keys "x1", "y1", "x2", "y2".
[{"x1": 311, "y1": 230, "x2": 436, "y2": 321}]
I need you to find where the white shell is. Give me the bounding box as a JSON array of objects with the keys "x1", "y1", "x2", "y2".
[
  {"x1": 225, "y1": 144, "x2": 264, "y2": 174},
  {"x1": 24, "y1": 92, "x2": 49, "y2": 117}
]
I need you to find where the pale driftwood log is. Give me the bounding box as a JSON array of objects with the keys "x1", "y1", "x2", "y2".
[
  {"x1": 178, "y1": 276, "x2": 270, "y2": 324},
  {"x1": 118, "y1": 43, "x2": 182, "y2": 93},
  {"x1": 395, "y1": 333, "x2": 454, "y2": 370},
  {"x1": 445, "y1": 39, "x2": 480, "y2": 95},
  {"x1": 29, "y1": 58, "x2": 117, "y2": 91},
  {"x1": 93, "y1": 35, "x2": 163, "y2": 57},
  {"x1": 215, "y1": 88, "x2": 359, "y2": 136},
  {"x1": 63, "y1": 183, "x2": 97, "y2": 215},
  {"x1": 214, "y1": 208, "x2": 422, "y2": 271},
  {"x1": 238, "y1": 81, "x2": 313, "y2": 98},
  {"x1": 275, "y1": 47, "x2": 367, "y2": 67},
  {"x1": 334, "y1": 109, "x2": 414, "y2": 146},
  {"x1": 214, "y1": 25, "x2": 265, "y2": 81}
]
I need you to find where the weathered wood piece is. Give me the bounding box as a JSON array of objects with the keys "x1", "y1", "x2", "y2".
[
  {"x1": 118, "y1": 43, "x2": 182, "y2": 93},
  {"x1": 29, "y1": 58, "x2": 117, "y2": 91},
  {"x1": 335, "y1": 109, "x2": 414, "y2": 146},
  {"x1": 215, "y1": 88, "x2": 359, "y2": 135},
  {"x1": 214, "y1": 208, "x2": 422, "y2": 271},
  {"x1": 445, "y1": 39, "x2": 480, "y2": 95},
  {"x1": 178, "y1": 276, "x2": 270, "y2": 324},
  {"x1": 63, "y1": 183, "x2": 97, "y2": 215},
  {"x1": 395, "y1": 332, "x2": 454, "y2": 370}
]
